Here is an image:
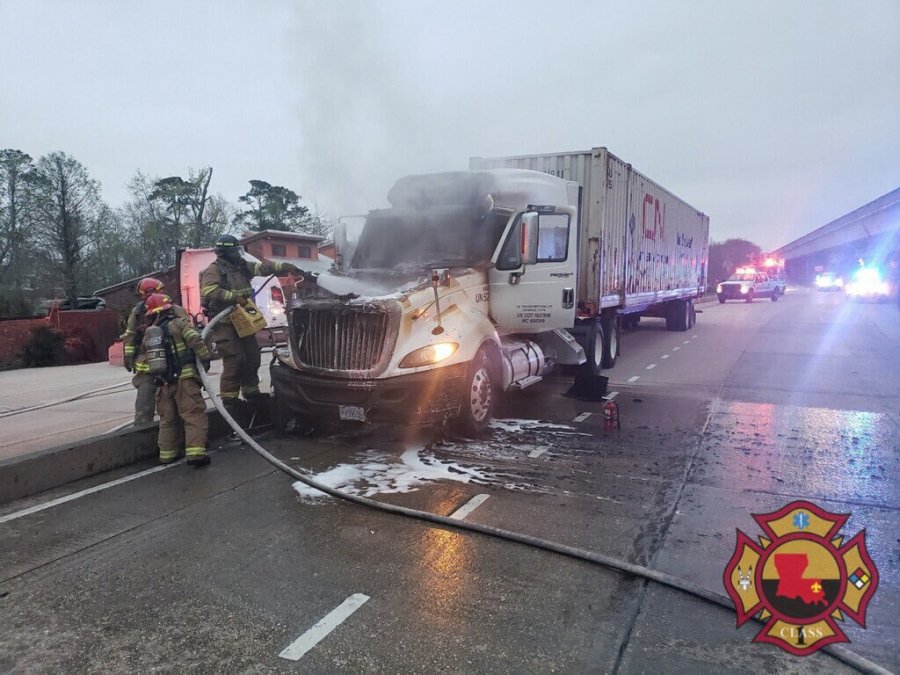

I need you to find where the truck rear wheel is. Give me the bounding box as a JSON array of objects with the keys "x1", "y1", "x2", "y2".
[
  {"x1": 687, "y1": 300, "x2": 696, "y2": 328},
  {"x1": 454, "y1": 349, "x2": 495, "y2": 436},
  {"x1": 770, "y1": 288, "x2": 779, "y2": 302},
  {"x1": 745, "y1": 290, "x2": 754, "y2": 303}
]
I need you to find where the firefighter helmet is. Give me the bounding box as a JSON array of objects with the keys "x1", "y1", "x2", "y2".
[
  {"x1": 137, "y1": 277, "x2": 164, "y2": 298},
  {"x1": 214, "y1": 234, "x2": 241, "y2": 252},
  {"x1": 145, "y1": 293, "x2": 173, "y2": 317}
]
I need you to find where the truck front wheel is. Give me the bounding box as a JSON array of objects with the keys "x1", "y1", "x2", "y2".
[{"x1": 454, "y1": 350, "x2": 495, "y2": 436}]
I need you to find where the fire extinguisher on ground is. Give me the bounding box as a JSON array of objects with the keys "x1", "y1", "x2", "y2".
[{"x1": 603, "y1": 399, "x2": 620, "y2": 431}]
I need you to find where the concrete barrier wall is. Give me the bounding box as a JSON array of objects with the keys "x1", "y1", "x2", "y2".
[{"x1": 0, "y1": 410, "x2": 235, "y2": 505}]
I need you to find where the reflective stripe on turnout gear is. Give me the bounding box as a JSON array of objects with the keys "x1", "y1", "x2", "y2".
[
  {"x1": 159, "y1": 449, "x2": 179, "y2": 462},
  {"x1": 185, "y1": 446, "x2": 207, "y2": 458}
]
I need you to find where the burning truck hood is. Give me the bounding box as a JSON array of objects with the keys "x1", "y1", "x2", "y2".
[{"x1": 285, "y1": 267, "x2": 488, "y2": 377}]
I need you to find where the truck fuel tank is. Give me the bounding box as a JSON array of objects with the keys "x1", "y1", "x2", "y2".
[{"x1": 500, "y1": 340, "x2": 545, "y2": 390}]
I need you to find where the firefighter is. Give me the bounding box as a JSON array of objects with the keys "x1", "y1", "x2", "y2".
[
  {"x1": 122, "y1": 277, "x2": 189, "y2": 424},
  {"x1": 199, "y1": 234, "x2": 309, "y2": 414},
  {"x1": 143, "y1": 293, "x2": 212, "y2": 466}
]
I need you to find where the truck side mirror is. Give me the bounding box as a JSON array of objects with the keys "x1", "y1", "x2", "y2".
[{"x1": 520, "y1": 212, "x2": 539, "y2": 266}]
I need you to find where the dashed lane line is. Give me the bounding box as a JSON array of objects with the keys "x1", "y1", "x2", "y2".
[
  {"x1": 672, "y1": 347, "x2": 680, "y2": 351},
  {"x1": 627, "y1": 375, "x2": 640, "y2": 383},
  {"x1": 527, "y1": 446, "x2": 550, "y2": 459},
  {"x1": 450, "y1": 494, "x2": 490, "y2": 520},
  {"x1": 661, "y1": 355, "x2": 670, "y2": 359},
  {"x1": 682, "y1": 340, "x2": 691, "y2": 344},
  {"x1": 279, "y1": 594, "x2": 370, "y2": 661},
  {"x1": 605, "y1": 391, "x2": 619, "y2": 400},
  {"x1": 645, "y1": 364, "x2": 656, "y2": 370},
  {"x1": 573, "y1": 412, "x2": 592, "y2": 422}
]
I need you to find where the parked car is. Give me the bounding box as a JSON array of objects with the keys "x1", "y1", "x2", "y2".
[
  {"x1": 815, "y1": 272, "x2": 843, "y2": 291},
  {"x1": 845, "y1": 268, "x2": 891, "y2": 302},
  {"x1": 40, "y1": 297, "x2": 107, "y2": 314}
]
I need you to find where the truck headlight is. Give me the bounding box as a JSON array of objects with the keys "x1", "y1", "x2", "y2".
[
  {"x1": 716, "y1": 284, "x2": 723, "y2": 293},
  {"x1": 740, "y1": 285, "x2": 749, "y2": 294},
  {"x1": 399, "y1": 342, "x2": 458, "y2": 368}
]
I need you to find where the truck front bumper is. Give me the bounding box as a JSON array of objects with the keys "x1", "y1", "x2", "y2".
[{"x1": 270, "y1": 359, "x2": 468, "y2": 425}]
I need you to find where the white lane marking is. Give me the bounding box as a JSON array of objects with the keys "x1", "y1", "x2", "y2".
[
  {"x1": 573, "y1": 412, "x2": 591, "y2": 422},
  {"x1": 605, "y1": 391, "x2": 619, "y2": 400},
  {"x1": 0, "y1": 461, "x2": 183, "y2": 525},
  {"x1": 279, "y1": 593, "x2": 370, "y2": 661},
  {"x1": 627, "y1": 376, "x2": 640, "y2": 383},
  {"x1": 661, "y1": 354, "x2": 670, "y2": 359},
  {"x1": 672, "y1": 347, "x2": 680, "y2": 351},
  {"x1": 683, "y1": 340, "x2": 690, "y2": 344},
  {"x1": 527, "y1": 445, "x2": 550, "y2": 459},
  {"x1": 450, "y1": 493, "x2": 490, "y2": 520},
  {"x1": 645, "y1": 364, "x2": 656, "y2": 370}
]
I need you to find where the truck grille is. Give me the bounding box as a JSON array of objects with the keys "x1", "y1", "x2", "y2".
[{"x1": 291, "y1": 305, "x2": 392, "y2": 372}]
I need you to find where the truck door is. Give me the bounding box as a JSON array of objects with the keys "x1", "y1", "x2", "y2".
[{"x1": 488, "y1": 206, "x2": 578, "y2": 332}]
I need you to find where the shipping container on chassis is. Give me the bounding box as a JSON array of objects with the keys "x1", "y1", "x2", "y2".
[{"x1": 470, "y1": 147, "x2": 709, "y2": 314}]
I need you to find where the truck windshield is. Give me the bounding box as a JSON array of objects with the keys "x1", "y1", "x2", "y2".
[
  {"x1": 350, "y1": 206, "x2": 510, "y2": 270},
  {"x1": 728, "y1": 273, "x2": 756, "y2": 282}
]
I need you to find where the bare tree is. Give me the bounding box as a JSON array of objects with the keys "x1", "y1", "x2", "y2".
[
  {"x1": 122, "y1": 167, "x2": 235, "y2": 272},
  {"x1": 0, "y1": 149, "x2": 37, "y2": 289},
  {"x1": 30, "y1": 152, "x2": 105, "y2": 299}
]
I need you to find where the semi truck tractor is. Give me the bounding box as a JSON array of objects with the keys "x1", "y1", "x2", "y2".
[{"x1": 271, "y1": 147, "x2": 709, "y2": 433}]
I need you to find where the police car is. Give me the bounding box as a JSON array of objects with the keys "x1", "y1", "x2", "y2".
[{"x1": 716, "y1": 268, "x2": 782, "y2": 303}]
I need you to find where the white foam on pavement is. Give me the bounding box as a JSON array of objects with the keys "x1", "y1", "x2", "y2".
[{"x1": 292, "y1": 445, "x2": 494, "y2": 501}]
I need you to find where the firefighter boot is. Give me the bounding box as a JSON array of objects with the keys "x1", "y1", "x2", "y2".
[{"x1": 185, "y1": 446, "x2": 211, "y2": 467}]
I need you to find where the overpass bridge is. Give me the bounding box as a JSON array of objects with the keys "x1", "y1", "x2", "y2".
[{"x1": 773, "y1": 186, "x2": 900, "y2": 282}]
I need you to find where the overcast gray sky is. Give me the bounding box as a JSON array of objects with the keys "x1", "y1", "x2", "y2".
[{"x1": 2, "y1": 0, "x2": 898, "y2": 249}]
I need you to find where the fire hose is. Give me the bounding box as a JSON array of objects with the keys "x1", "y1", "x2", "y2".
[{"x1": 197, "y1": 306, "x2": 889, "y2": 675}]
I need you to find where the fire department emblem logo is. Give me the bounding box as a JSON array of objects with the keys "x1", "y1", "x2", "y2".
[{"x1": 723, "y1": 500, "x2": 879, "y2": 655}]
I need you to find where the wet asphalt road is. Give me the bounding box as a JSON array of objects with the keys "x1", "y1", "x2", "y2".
[{"x1": 1, "y1": 287, "x2": 898, "y2": 673}]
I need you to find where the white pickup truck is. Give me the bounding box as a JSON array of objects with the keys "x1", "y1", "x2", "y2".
[{"x1": 716, "y1": 268, "x2": 782, "y2": 303}]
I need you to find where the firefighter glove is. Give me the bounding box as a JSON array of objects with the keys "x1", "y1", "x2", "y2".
[
  {"x1": 123, "y1": 354, "x2": 134, "y2": 372},
  {"x1": 235, "y1": 294, "x2": 249, "y2": 307},
  {"x1": 200, "y1": 358, "x2": 212, "y2": 372}
]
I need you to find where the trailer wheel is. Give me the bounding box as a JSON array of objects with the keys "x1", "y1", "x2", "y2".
[
  {"x1": 718, "y1": 295, "x2": 726, "y2": 304},
  {"x1": 666, "y1": 299, "x2": 689, "y2": 332},
  {"x1": 770, "y1": 288, "x2": 779, "y2": 302},
  {"x1": 600, "y1": 311, "x2": 619, "y2": 368},
  {"x1": 687, "y1": 300, "x2": 696, "y2": 328},
  {"x1": 454, "y1": 349, "x2": 495, "y2": 436}
]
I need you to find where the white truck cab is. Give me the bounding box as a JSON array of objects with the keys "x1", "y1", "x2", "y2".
[{"x1": 272, "y1": 170, "x2": 587, "y2": 433}]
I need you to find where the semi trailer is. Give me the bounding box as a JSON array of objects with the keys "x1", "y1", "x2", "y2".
[{"x1": 271, "y1": 147, "x2": 709, "y2": 432}]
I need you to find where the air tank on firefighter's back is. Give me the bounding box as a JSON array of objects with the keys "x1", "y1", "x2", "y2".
[{"x1": 144, "y1": 324, "x2": 169, "y2": 378}]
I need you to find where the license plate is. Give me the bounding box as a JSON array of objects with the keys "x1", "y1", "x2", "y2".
[{"x1": 339, "y1": 405, "x2": 367, "y2": 422}]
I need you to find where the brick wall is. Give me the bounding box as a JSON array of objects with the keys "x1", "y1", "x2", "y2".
[{"x1": 0, "y1": 310, "x2": 121, "y2": 369}]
